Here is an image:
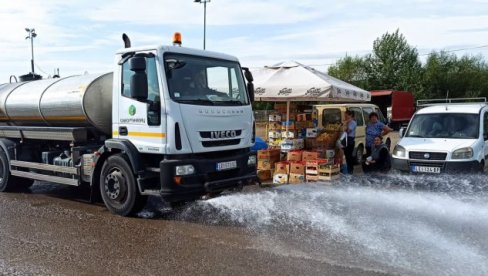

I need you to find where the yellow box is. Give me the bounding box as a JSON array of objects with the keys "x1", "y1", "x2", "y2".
[{"x1": 273, "y1": 173, "x2": 289, "y2": 184}]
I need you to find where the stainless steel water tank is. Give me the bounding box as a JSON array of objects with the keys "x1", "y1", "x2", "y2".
[{"x1": 0, "y1": 73, "x2": 113, "y2": 135}]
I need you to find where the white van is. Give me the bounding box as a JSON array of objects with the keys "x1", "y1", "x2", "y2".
[{"x1": 392, "y1": 103, "x2": 488, "y2": 173}]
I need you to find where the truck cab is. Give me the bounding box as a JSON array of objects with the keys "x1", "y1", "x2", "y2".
[
  {"x1": 111, "y1": 45, "x2": 257, "y2": 206},
  {"x1": 392, "y1": 102, "x2": 488, "y2": 173}
]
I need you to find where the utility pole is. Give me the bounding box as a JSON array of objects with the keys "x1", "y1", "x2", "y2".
[{"x1": 194, "y1": 0, "x2": 210, "y2": 50}]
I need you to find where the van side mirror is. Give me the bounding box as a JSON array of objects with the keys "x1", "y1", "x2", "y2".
[
  {"x1": 129, "y1": 56, "x2": 148, "y2": 101},
  {"x1": 399, "y1": 127, "x2": 406, "y2": 138}
]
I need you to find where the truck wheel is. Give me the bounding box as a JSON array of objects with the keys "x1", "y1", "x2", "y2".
[
  {"x1": 354, "y1": 145, "x2": 364, "y2": 165},
  {"x1": 100, "y1": 154, "x2": 147, "y2": 216},
  {"x1": 0, "y1": 149, "x2": 33, "y2": 192}
]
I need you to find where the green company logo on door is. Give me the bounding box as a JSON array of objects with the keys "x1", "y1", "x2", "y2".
[{"x1": 129, "y1": 105, "x2": 136, "y2": 116}]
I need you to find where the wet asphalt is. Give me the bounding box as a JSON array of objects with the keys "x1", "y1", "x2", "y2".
[{"x1": 0, "y1": 183, "x2": 385, "y2": 276}]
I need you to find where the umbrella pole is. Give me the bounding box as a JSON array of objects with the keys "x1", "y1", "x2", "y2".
[{"x1": 286, "y1": 101, "x2": 290, "y2": 134}]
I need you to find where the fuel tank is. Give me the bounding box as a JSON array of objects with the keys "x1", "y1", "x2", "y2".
[{"x1": 0, "y1": 73, "x2": 113, "y2": 135}]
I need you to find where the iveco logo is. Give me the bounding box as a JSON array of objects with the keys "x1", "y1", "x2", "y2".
[
  {"x1": 211, "y1": 130, "x2": 237, "y2": 139},
  {"x1": 424, "y1": 153, "x2": 430, "y2": 159}
]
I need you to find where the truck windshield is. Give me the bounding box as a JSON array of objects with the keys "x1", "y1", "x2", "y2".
[
  {"x1": 164, "y1": 54, "x2": 249, "y2": 106},
  {"x1": 406, "y1": 113, "x2": 479, "y2": 139}
]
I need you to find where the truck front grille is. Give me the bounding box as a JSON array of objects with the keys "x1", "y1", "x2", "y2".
[
  {"x1": 409, "y1": 152, "x2": 447, "y2": 160},
  {"x1": 202, "y1": 139, "x2": 240, "y2": 147}
]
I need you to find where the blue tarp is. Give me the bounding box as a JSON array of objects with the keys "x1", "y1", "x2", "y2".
[{"x1": 252, "y1": 137, "x2": 268, "y2": 151}]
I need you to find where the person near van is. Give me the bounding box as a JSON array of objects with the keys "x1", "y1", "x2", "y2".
[
  {"x1": 343, "y1": 110, "x2": 357, "y2": 174},
  {"x1": 365, "y1": 112, "x2": 392, "y2": 157},
  {"x1": 362, "y1": 135, "x2": 391, "y2": 174}
]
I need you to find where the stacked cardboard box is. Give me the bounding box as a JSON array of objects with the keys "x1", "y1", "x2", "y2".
[
  {"x1": 273, "y1": 161, "x2": 290, "y2": 184},
  {"x1": 257, "y1": 149, "x2": 281, "y2": 181}
]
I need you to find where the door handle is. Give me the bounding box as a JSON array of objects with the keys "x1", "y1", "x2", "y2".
[{"x1": 119, "y1": 126, "x2": 128, "y2": 136}]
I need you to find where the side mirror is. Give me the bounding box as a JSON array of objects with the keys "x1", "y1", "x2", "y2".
[
  {"x1": 399, "y1": 127, "x2": 405, "y2": 138},
  {"x1": 129, "y1": 57, "x2": 148, "y2": 101},
  {"x1": 242, "y1": 67, "x2": 254, "y2": 103}
]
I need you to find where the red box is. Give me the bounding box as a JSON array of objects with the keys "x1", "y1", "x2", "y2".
[
  {"x1": 289, "y1": 161, "x2": 305, "y2": 175},
  {"x1": 302, "y1": 151, "x2": 319, "y2": 161},
  {"x1": 286, "y1": 150, "x2": 303, "y2": 161},
  {"x1": 274, "y1": 161, "x2": 290, "y2": 174}
]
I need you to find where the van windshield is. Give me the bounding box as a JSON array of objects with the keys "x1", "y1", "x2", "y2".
[{"x1": 406, "y1": 113, "x2": 479, "y2": 139}]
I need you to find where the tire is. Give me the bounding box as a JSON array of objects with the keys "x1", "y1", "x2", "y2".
[
  {"x1": 385, "y1": 137, "x2": 392, "y2": 151},
  {"x1": 354, "y1": 145, "x2": 364, "y2": 165},
  {"x1": 99, "y1": 154, "x2": 147, "y2": 216},
  {"x1": 0, "y1": 149, "x2": 33, "y2": 192}
]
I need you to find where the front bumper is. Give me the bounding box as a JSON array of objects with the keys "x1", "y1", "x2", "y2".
[
  {"x1": 159, "y1": 151, "x2": 256, "y2": 202},
  {"x1": 392, "y1": 157, "x2": 481, "y2": 173}
]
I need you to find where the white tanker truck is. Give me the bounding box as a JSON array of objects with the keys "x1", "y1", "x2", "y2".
[{"x1": 0, "y1": 34, "x2": 257, "y2": 216}]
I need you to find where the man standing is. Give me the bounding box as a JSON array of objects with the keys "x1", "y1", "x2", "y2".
[{"x1": 343, "y1": 110, "x2": 357, "y2": 174}]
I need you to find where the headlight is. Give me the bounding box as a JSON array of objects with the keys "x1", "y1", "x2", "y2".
[
  {"x1": 393, "y1": 145, "x2": 406, "y2": 158},
  {"x1": 452, "y1": 147, "x2": 473, "y2": 159},
  {"x1": 248, "y1": 155, "x2": 257, "y2": 166},
  {"x1": 175, "y1": 165, "x2": 195, "y2": 176}
]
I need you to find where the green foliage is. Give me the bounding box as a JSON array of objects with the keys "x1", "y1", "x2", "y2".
[
  {"x1": 328, "y1": 55, "x2": 370, "y2": 90},
  {"x1": 423, "y1": 51, "x2": 488, "y2": 99},
  {"x1": 364, "y1": 29, "x2": 424, "y2": 98},
  {"x1": 328, "y1": 29, "x2": 488, "y2": 101}
]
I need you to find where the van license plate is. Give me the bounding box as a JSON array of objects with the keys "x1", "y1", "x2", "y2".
[
  {"x1": 411, "y1": 166, "x2": 441, "y2": 173},
  {"x1": 216, "y1": 160, "x2": 237, "y2": 171}
]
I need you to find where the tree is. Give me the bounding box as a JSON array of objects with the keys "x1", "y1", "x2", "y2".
[
  {"x1": 423, "y1": 51, "x2": 488, "y2": 99},
  {"x1": 364, "y1": 29, "x2": 424, "y2": 98},
  {"x1": 328, "y1": 55, "x2": 370, "y2": 90}
]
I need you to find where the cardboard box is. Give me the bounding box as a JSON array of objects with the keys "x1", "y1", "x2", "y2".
[
  {"x1": 269, "y1": 114, "x2": 282, "y2": 122},
  {"x1": 257, "y1": 169, "x2": 273, "y2": 181},
  {"x1": 302, "y1": 151, "x2": 319, "y2": 161},
  {"x1": 289, "y1": 173, "x2": 305, "y2": 184},
  {"x1": 287, "y1": 150, "x2": 303, "y2": 162},
  {"x1": 257, "y1": 149, "x2": 280, "y2": 160},
  {"x1": 306, "y1": 128, "x2": 318, "y2": 138},
  {"x1": 281, "y1": 120, "x2": 296, "y2": 130},
  {"x1": 289, "y1": 161, "x2": 305, "y2": 174},
  {"x1": 268, "y1": 130, "x2": 282, "y2": 139},
  {"x1": 273, "y1": 173, "x2": 288, "y2": 184},
  {"x1": 257, "y1": 160, "x2": 273, "y2": 170},
  {"x1": 268, "y1": 138, "x2": 282, "y2": 147},
  {"x1": 281, "y1": 130, "x2": 297, "y2": 139},
  {"x1": 280, "y1": 139, "x2": 304, "y2": 151},
  {"x1": 268, "y1": 122, "x2": 281, "y2": 130},
  {"x1": 274, "y1": 161, "x2": 290, "y2": 174}
]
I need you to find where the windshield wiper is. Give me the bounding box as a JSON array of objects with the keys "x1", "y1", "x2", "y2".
[{"x1": 177, "y1": 99, "x2": 215, "y2": 105}]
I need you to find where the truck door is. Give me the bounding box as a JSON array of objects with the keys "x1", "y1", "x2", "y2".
[{"x1": 114, "y1": 52, "x2": 166, "y2": 154}]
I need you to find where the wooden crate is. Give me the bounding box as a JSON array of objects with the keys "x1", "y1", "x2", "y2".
[{"x1": 318, "y1": 165, "x2": 341, "y2": 181}]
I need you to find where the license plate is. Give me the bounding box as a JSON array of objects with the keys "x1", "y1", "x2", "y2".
[
  {"x1": 411, "y1": 166, "x2": 441, "y2": 173},
  {"x1": 216, "y1": 160, "x2": 237, "y2": 171}
]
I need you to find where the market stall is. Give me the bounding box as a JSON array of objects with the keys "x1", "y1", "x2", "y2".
[{"x1": 251, "y1": 61, "x2": 371, "y2": 184}]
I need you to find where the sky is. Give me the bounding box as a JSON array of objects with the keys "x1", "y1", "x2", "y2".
[{"x1": 1, "y1": 0, "x2": 488, "y2": 82}]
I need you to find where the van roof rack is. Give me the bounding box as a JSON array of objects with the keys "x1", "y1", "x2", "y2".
[{"x1": 417, "y1": 97, "x2": 487, "y2": 108}]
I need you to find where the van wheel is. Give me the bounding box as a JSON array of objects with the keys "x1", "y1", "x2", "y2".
[
  {"x1": 354, "y1": 145, "x2": 364, "y2": 165},
  {"x1": 100, "y1": 154, "x2": 148, "y2": 216},
  {"x1": 385, "y1": 137, "x2": 392, "y2": 151}
]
